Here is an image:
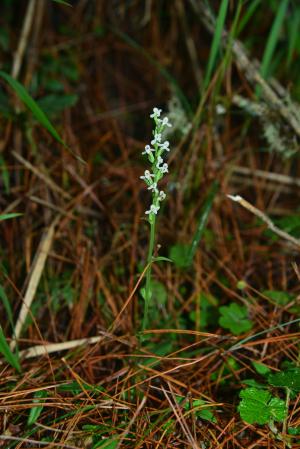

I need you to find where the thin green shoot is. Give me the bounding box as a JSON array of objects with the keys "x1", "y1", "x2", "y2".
[
  {"x1": 203, "y1": 0, "x2": 229, "y2": 90},
  {"x1": 0, "y1": 70, "x2": 83, "y2": 162},
  {"x1": 237, "y1": 0, "x2": 261, "y2": 35},
  {"x1": 259, "y1": 0, "x2": 289, "y2": 82},
  {"x1": 0, "y1": 325, "x2": 21, "y2": 373},
  {"x1": 287, "y1": 9, "x2": 300, "y2": 67},
  {"x1": 0, "y1": 212, "x2": 22, "y2": 221},
  {"x1": 186, "y1": 181, "x2": 219, "y2": 267}
]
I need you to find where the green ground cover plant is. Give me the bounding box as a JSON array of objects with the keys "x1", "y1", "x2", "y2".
[{"x1": 0, "y1": 1, "x2": 300, "y2": 447}]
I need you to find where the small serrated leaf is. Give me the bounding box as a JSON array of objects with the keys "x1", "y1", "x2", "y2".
[
  {"x1": 238, "y1": 387, "x2": 287, "y2": 425},
  {"x1": 219, "y1": 303, "x2": 253, "y2": 335},
  {"x1": 268, "y1": 368, "x2": 300, "y2": 391}
]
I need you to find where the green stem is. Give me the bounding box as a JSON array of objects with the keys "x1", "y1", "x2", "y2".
[{"x1": 142, "y1": 216, "x2": 156, "y2": 332}]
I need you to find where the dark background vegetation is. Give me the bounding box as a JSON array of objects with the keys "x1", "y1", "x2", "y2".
[{"x1": 0, "y1": 1, "x2": 300, "y2": 447}]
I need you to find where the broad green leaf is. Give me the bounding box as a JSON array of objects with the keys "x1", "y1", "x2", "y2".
[
  {"x1": 27, "y1": 390, "x2": 47, "y2": 425},
  {"x1": 268, "y1": 368, "x2": 300, "y2": 391},
  {"x1": 0, "y1": 325, "x2": 21, "y2": 373},
  {"x1": 238, "y1": 387, "x2": 287, "y2": 425},
  {"x1": 0, "y1": 212, "x2": 22, "y2": 221},
  {"x1": 252, "y1": 361, "x2": 271, "y2": 376},
  {"x1": 169, "y1": 244, "x2": 190, "y2": 268},
  {"x1": 263, "y1": 290, "x2": 294, "y2": 306},
  {"x1": 0, "y1": 70, "x2": 66, "y2": 146},
  {"x1": 219, "y1": 303, "x2": 253, "y2": 335}
]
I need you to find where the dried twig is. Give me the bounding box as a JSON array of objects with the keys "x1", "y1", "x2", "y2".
[
  {"x1": 11, "y1": 217, "x2": 59, "y2": 350},
  {"x1": 11, "y1": 0, "x2": 36, "y2": 79},
  {"x1": 227, "y1": 194, "x2": 300, "y2": 249}
]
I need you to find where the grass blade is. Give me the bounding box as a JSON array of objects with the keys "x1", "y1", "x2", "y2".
[
  {"x1": 0, "y1": 70, "x2": 66, "y2": 146},
  {"x1": 287, "y1": 8, "x2": 300, "y2": 67},
  {"x1": 203, "y1": 0, "x2": 229, "y2": 90},
  {"x1": 0, "y1": 285, "x2": 14, "y2": 332},
  {"x1": 0, "y1": 212, "x2": 22, "y2": 221},
  {"x1": 0, "y1": 325, "x2": 21, "y2": 373},
  {"x1": 0, "y1": 71, "x2": 84, "y2": 162},
  {"x1": 186, "y1": 181, "x2": 219, "y2": 266},
  {"x1": 237, "y1": 0, "x2": 261, "y2": 35},
  {"x1": 260, "y1": 0, "x2": 289, "y2": 80},
  {"x1": 27, "y1": 390, "x2": 47, "y2": 425}
]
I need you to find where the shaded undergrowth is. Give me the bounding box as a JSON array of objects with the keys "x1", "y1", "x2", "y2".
[{"x1": 0, "y1": 1, "x2": 300, "y2": 448}]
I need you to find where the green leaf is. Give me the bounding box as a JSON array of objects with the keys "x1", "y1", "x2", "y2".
[
  {"x1": 0, "y1": 213, "x2": 22, "y2": 221},
  {"x1": 0, "y1": 70, "x2": 66, "y2": 146},
  {"x1": 242, "y1": 379, "x2": 267, "y2": 389},
  {"x1": 238, "y1": 387, "x2": 287, "y2": 425},
  {"x1": 219, "y1": 303, "x2": 253, "y2": 335},
  {"x1": 0, "y1": 325, "x2": 21, "y2": 373},
  {"x1": 268, "y1": 368, "x2": 300, "y2": 391},
  {"x1": 252, "y1": 361, "x2": 271, "y2": 376},
  {"x1": 169, "y1": 244, "x2": 190, "y2": 268},
  {"x1": 184, "y1": 399, "x2": 216, "y2": 423},
  {"x1": 36, "y1": 93, "x2": 78, "y2": 118},
  {"x1": 27, "y1": 390, "x2": 48, "y2": 425},
  {"x1": 263, "y1": 290, "x2": 294, "y2": 306}
]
